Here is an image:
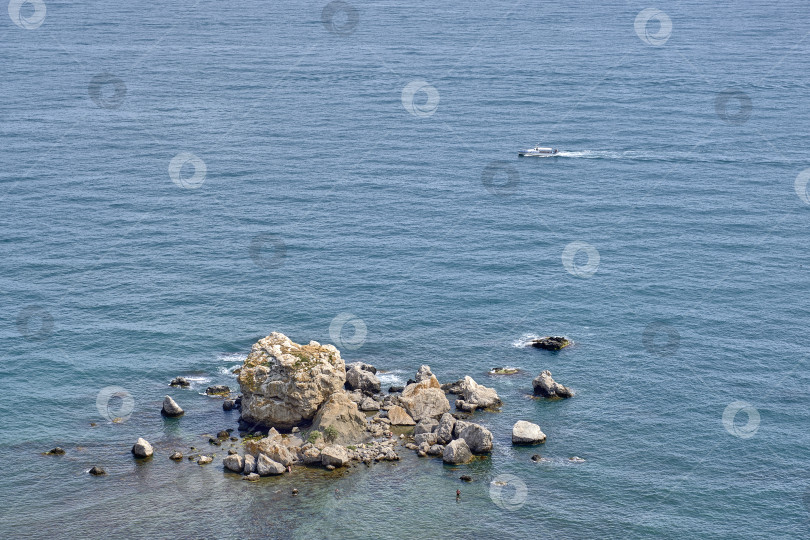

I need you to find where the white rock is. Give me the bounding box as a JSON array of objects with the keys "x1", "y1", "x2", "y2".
[{"x1": 512, "y1": 420, "x2": 547, "y2": 445}]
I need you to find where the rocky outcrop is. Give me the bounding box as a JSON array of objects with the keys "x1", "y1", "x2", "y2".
[
  {"x1": 442, "y1": 439, "x2": 473, "y2": 464},
  {"x1": 345, "y1": 365, "x2": 381, "y2": 395},
  {"x1": 435, "y1": 413, "x2": 456, "y2": 445},
  {"x1": 512, "y1": 420, "x2": 546, "y2": 445},
  {"x1": 454, "y1": 376, "x2": 501, "y2": 412},
  {"x1": 162, "y1": 395, "x2": 184, "y2": 417},
  {"x1": 320, "y1": 445, "x2": 350, "y2": 468},
  {"x1": 169, "y1": 377, "x2": 190, "y2": 387},
  {"x1": 256, "y1": 454, "x2": 285, "y2": 476},
  {"x1": 386, "y1": 405, "x2": 416, "y2": 426},
  {"x1": 237, "y1": 333, "x2": 346, "y2": 429},
  {"x1": 415, "y1": 365, "x2": 435, "y2": 383},
  {"x1": 530, "y1": 336, "x2": 570, "y2": 350},
  {"x1": 398, "y1": 371, "x2": 450, "y2": 422},
  {"x1": 131, "y1": 438, "x2": 153, "y2": 458},
  {"x1": 223, "y1": 454, "x2": 244, "y2": 472},
  {"x1": 310, "y1": 392, "x2": 368, "y2": 445},
  {"x1": 532, "y1": 370, "x2": 574, "y2": 398},
  {"x1": 453, "y1": 421, "x2": 493, "y2": 454}
]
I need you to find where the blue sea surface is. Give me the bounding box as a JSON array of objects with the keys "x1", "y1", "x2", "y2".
[{"x1": 1, "y1": 1, "x2": 809, "y2": 538}]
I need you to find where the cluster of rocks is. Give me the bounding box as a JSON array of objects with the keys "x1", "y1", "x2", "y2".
[{"x1": 69, "y1": 331, "x2": 579, "y2": 480}]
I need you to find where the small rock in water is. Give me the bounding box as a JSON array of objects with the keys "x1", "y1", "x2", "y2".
[
  {"x1": 532, "y1": 370, "x2": 574, "y2": 398},
  {"x1": 531, "y1": 454, "x2": 542, "y2": 462},
  {"x1": 512, "y1": 420, "x2": 547, "y2": 445},
  {"x1": 530, "y1": 336, "x2": 570, "y2": 350},
  {"x1": 216, "y1": 430, "x2": 230, "y2": 439},
  {"x1": 227, "y1": 449, "x2": 238, "y2": 455},
  {"x1": 89, "y1": 423, "x2": 98, "y2": 427},
  {"x1": 291, "y1": 427, "x2": 299, "y2": 433},
  {"x1": 169, "y1": 377, "x2": 190, "y2": 387},
  {"x1": 208, "y1": 438, "x2": 221, "y2": 446},
  {"x1": 325, "y1": 464, "x2": 335, "y2": 471},
  {"x1": 291, "y1": 488, "x2": 299, "y2": 496},
  {"x1": 169, "y1": 451, "x2": 183, "y2": 461},
  {"x1": 161, "y1": 395, "x2": 184, "y2": 417},
  {"x1": 460, "y1": 475, "x2": 473, "y2": 482},
  {"x1": 206, "y1": 385, "x2": 230, "y2": 396},
  {"x1": 131, "y1": 438, "x2": 153, "y2": 459},
  {"x1": 88, "y1": 466, "x2": 106, "y2": 476},
  {"x1": 223, "y1": 399, "x2": 236, "y2": 411},
  {"x1": 243, "y1": 473, "x2": 260, "y2": 481},
  {"x1": 45, "y1": 447, "x2": 65, "y2": 455},
  {"x1": 569, "y1": 456, "x2": 585, "y2": 463},
  {"x1": 197, "y1": 455, "x2": 213, "y2": 465}
]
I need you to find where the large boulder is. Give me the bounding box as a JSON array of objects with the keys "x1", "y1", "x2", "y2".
[
  {"x1": 532, "y1": 370, "x2": 574, "y2": 398},
  {"x1": 237, "y1": 333, "x2": 346, "y2": 429},
  {"x1": 320, "y1": 445, "x2": 350, "y2": 467},
  {"x1": 435, "y1": 413, "x2": 456, "y2": 445},
  {"x1": 456, "y1": 376, "x2": 501, "y2": 410},
  {"x1": 442, "y1": 439, "x2": 473, "y2": 464},
  {"x1": 414, "y1": 418, "x2": 439, "y2": 435},
  {"x1": 512, "y1": 421, "x2": 546, "y2": 445},
  {"x1": 223, "y1": 454, "x2": 244, "y2": 472},
  {"x1": 387, "y1": 405, "x2": 416, "y2": 426},
  {"x1": 131, "y1": 438, "x2": 153, "y2": 458},
  {"x1": 161, "y1": 395, "x2": 184, "y2": 417},
  {"x1": 453, "y1": 421, "x2": 493, "y2": 454},
  {"x1": 310, "y1": 392, "x2": 368, "y2": 445},
  {"x1": 345, "y1": 365, "x2": 381, "y2": 395},
  {"x1": 256, "y1": 454, "x2": 285, "y2": 476},
  {"x1": 399, "y1": 373, "x2": 450, "y2": 422}
]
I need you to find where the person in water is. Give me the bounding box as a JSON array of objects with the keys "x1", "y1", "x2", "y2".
[{"x1": 456, "y1": 489, "x2": 461, "y2": 501}]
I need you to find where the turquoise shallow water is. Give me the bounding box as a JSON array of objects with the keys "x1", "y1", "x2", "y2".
[{"x1": 1, "y1": 1, "x2": 810, "y2": 538}]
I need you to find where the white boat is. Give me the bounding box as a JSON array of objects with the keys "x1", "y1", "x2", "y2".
[{"x1": 518, "y1": 145, "x2": 559, "y2": 157}]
